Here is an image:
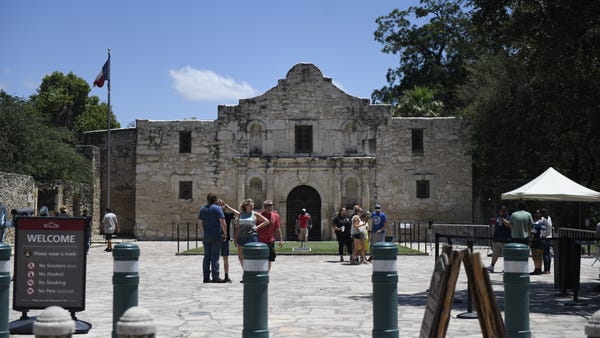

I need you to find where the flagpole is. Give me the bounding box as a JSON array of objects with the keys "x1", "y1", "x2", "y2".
[{"x1": 106, "y1": 48, "x2": 112, "y2": 210}]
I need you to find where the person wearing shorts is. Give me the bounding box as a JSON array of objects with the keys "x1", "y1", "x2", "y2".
[
  {"x1": 101, "y1": 208, "x2": 120, "y2": 252},
  {"x1": 234, "y1": 199, "x2": 270, "y2": 269},
  {"x1": 487, "y1": 206, "x2": 511, "y2": 273},
  {"x1": 297, "y1": 209, "x2": 311, "y2": 245},
  {"x1": 259, "y1": 200, "x2": 284, "y2": 271},
  {"x1": 218, "y1": 199, "x2": 238, "y2": 283}
]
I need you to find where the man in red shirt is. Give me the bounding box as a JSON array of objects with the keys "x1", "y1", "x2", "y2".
[
  {"x1": 258, "y1": 200, "x2": 284, "y2": 271},
  {"x1": 297, "y1": 209, "x2": 311, "y2": 245}
]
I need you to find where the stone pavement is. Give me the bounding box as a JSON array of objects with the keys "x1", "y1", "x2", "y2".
[{"x1": 8, "y1": 241, "x2": 600, "y2": 337}]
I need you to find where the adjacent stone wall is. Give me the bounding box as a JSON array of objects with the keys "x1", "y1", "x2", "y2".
[
  {"x1": 85, "y1": 128, "x2": 137, "y2": 235},
  {"x1": 0, "y1": 172, "x2": 37, "y2": 217},
  {"x1": 376, "y1": 117, "x2": 473, "y2": 224}
]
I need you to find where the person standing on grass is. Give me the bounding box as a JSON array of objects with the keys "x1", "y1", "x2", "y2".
[
  {"x1": 259, "y1": 200, "x2": 284, "y2": 271},
  {"x1": 198, "y1": 192, "x2": 227, "y2": 283},
  {"x1": 234, "y1": 199, "x2": 270, "y2": 269},
  {"x1": 297, "y1": 209, "x2": 311, "y2": 246}
]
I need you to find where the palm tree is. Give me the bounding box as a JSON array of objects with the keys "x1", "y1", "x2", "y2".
[{"x1": 394, "y1": 86, "x2": 444, "y2": 117}]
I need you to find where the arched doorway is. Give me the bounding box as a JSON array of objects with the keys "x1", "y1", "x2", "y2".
[{"x1": 286, "y1": 185, "x2": 321, "y2": 241}]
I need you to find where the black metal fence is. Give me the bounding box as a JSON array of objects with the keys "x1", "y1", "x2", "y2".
[{"x1": 172, "y1": 223, "x2": 200, "y2": 254}]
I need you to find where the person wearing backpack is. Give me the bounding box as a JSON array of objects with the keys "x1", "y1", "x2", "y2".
[{"x1": 529, "y1": 211, "x2": 547, "y2": 275}]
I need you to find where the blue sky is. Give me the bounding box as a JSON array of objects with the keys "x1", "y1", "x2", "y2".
[{"x1": 1, "y1": 1, "x2": 418, "y2": 127}]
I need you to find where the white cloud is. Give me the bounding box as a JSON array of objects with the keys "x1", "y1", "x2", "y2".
[{"x1": 169, "y1": 66, "x2": 258, "y2": 101}]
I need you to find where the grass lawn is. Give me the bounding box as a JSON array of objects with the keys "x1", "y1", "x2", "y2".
[{"x1": 179, "y1": 241, "x2": 424, "y2": 255}]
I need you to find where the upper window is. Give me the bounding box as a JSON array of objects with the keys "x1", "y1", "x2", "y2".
[
  {"x1": 179, "y1": 131, "x2": 191, "y2": 153},
  {"x1": 411, "y1": 129, "x2": 424, "y2": 155},
  {"x1": 416, "y1": 180, "x2": 430, "y2": 199},
  {"x1": 295, "y1": 125, "x2": 313, "y2": 153},
  {"x1": 179, "y1": 181, "x2": 193, "y2": 200}
]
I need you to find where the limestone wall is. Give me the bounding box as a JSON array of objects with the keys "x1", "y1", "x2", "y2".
[
  {"x1": 0, "y1": 172, "x2": 37, "y2": 217},
  {"x1": 375, "y1": 117, "x2": 473, "y2": 223},
  {"x1": 85, "y1": 128, "x2": 137, "y2": 235}
]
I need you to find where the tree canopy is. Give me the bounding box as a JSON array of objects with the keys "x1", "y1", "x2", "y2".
[
  {"x1": 375, "y1": 0, "x2": 600, "y2": 192},
  {"x1": 0, "y1": 71, "x2": 120, "y2": 183}
]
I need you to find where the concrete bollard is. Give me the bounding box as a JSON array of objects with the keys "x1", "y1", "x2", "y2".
[
  {"x1": 113, "y1": 243, "x2": 140, "y2": 338},
  {"x1": 0, "y1": 243, "x2": 10, "y2": 338},
  {"x1": 116, "y1": 306, "x2": 156, "y2": 338},
  {"x1": 242, "y1": 242, "x2": 269, "y2": 338},
  {"x1": 372, "y1": 242, "x2": 399, "y2": 338},
  {"x1": 33, "y1": 306, "x2": 75, "y2": 338},
  {"x1": 503, "y1": 243, "x2": 531, "y2": 338},
  {"x1": 585, "y1": 310, "x2": 600, "y2": 338}
]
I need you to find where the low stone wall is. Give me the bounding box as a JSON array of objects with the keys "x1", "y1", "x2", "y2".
[{"x1": 0, "y1": 172, "x2": 37, "y2": 216}]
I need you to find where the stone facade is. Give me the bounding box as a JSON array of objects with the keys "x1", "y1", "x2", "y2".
[
  {"x1": 86, "y1": 63, "x2": 473, "y2": 240},
  {"x1": 85, "y1": 129, "x2": 137, "y2": 235},
  {"x1": 0, "y1": 172, "x2": 37, "y2": 215}
]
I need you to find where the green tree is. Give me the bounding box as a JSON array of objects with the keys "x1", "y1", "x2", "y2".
[
  {"x1": 372, "y1": 0, "x2": 475, "y2": 111},
  {"x1": 462, "y1": 0, "x2": 600, "y2": 187},
  {"x1": 394, "y1": 85, "x2": 443, "y2": 117},
  {"x1": 31, "y1": 71, "x2": 91, "y2": 130},
  {"x1": 0, "y1": 91, "x2": 91, "y2": 182},
  {"x1": 75, "y1": 96, "x2": 120, "y2": 134}
]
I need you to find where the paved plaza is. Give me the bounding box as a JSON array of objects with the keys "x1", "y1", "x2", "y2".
[{"x1": 8, "y1": 241, "x2": 600, "y2": 337}]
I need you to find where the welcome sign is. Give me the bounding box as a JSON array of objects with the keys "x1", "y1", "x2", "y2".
[{"x1": 13, "y1": 217, "x2": 87, "y2": 311}]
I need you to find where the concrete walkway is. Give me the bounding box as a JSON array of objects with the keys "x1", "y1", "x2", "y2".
[{"x1": 8, "y1": 241, "x2": 600, "y2": 337}]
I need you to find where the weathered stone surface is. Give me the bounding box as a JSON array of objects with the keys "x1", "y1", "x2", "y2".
[{"x1": 87, "y1": 63, "x2": 472, "y2": 240}]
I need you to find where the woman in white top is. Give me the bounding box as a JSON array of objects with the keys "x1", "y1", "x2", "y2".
[
  {"x1": 350, "y1": 207, "x2": 369, "y2": 265},
  {"x1": 234, "y1": 198, "x2": 270, "y2": 268}
]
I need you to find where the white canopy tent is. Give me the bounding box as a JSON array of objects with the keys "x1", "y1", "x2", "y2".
[{"x1": 501, "y1": 167, "x2": 600, "y2": 202}]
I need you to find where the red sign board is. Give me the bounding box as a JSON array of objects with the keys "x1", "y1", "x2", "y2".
[{"x1": 13, "y1": 217, "x2": 87, "y2": 311}]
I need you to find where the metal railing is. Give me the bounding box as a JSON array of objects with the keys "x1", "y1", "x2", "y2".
[{"x1": 172, "y1": 223, "x2": 200, "y2": 254}]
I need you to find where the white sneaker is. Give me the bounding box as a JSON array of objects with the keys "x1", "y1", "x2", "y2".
[{"x1": 487, "y1": 265, "x2": 494, "y2": 273}]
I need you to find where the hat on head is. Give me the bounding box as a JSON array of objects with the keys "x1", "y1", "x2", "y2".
[
  {"x1": 302, "y1": 208, "x2": 307, "y2": 212},
  {"x1": 375, "y1": 204, "x2": 382, "y2": 210}
]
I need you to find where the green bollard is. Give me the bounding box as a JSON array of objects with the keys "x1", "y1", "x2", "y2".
[
  {"x1": 503, "y1": 243, "x2": 531, "y2": 338},
  {"x1": 372, "y1": 242, "x2": 398, "y2": 338},
  {"x1": 112, "y1": 243, "x2": 140, "y2": 338},
  {"x1": 0, "y1": 244, "x2": 10, "y2": 338},
  {"x1": 242, "y1": 242, "x2": 269, "y2": 338}
]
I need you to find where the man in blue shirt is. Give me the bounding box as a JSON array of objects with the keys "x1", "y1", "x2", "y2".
[
  {"x1": 367, "y1": 204, "x2": 387, "y2": 262},
  {"x1": 198, "y1": 192, "x2": 227, "y2": 283}
]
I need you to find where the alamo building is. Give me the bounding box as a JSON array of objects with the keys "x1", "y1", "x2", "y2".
[{"x1": 85, "y1": 63, "x2": 472, "y2": 240}]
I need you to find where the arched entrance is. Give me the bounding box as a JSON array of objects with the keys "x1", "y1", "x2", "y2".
[{"x1": 286, "y1": 185, "x2": 321, "y2": 241}]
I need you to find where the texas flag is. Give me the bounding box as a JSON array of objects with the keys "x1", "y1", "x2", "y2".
[{"x1": 93, "y1": 60, "x2": 109, "y2": 87}]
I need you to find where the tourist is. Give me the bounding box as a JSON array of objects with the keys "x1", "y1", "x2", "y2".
[
  {"x1": 332, "y1": 208, "x2": 352, "y2": 262},
  {"x1": 57, "y1": 205, "x2": 70, "y2": 217},
  {"x1": 39, "y1": 205, "x2": 49, "y2": 216},
  {"x1": 487, "y1": 206, "x2": 512, "y2": 273},
  {"x1": 509, "y1": 200, "x2": 533, "y2": 243},
  {"x1": 82, "y1": 208, "x2": 92, "y2": 254},
  {"x1": 296, "y1": 209, "x2": 311, "y2": 245},
  {"x1": 198, "y1": 192, "x2": 227, "y2": 283},
  {"x1": 529, "y1": 211, "x2": 547, "y2": 275},
  {"x1": 367, "y1": 204, "x2": 387, "y2": 262},
  {"x1": 218, "y1": 199, "x2": 238, "y2": 283},
  {"x1": 540, "y1": 208, "x2": 553, "y2": 274},
  {"x1": 101, "y1": 208, "x2": 120, "y2": 252},
  {"x1": 350, "y1": 207, "x2": 369, "y2": 265},
  {"x1": 234, "y1": 198, "x2": 270, "y2": 269},
  {"x1": 258, "y1": 200, "x2": 283, "y2": 271}
]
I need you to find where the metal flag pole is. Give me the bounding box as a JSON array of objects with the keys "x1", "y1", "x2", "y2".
[{"x1": 107, "y1": 48, "x2": 112, "y2": 209}]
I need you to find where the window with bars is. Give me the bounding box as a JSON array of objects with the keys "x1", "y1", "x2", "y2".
[
  {"x1": 295, "y1": 125, "x2": 313, "y2": 153},
  {"x1": 179, "y1": 131, "x2": 191, "y2": 153},
  {"x1": 416, "y1": 180, "x2": 430, "y2": 199},
  {"x1": 412, "y1": 129, "x2": 424, "y2": 155},
  {"x1": 179, "y1": 181, "x2": 193, "y2": 200}
]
